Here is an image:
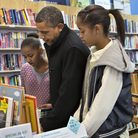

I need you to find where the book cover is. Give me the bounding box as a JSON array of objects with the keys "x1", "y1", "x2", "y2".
[
  {"x1": 22, "y1": 10, "x2": 29, "y2": 26},
  {"x1": 27, "y1": 9, "x2": 35, "y2": 26},
  {"x1": 23, "y1": 8, "x2": 31, "y2": 26},
  {"x1": 1, "y1": 8, "x2": 8, "y2": 25},
  {"x1": 6, "y1": 10, "x2": 11, "y2": 25},
  {"x1": 0, "y1": 96, "x2": 14, "y2": 128},
  {"x1": 13, "y1": 9, "x2": 20, "y2": 25},
  {"x1": 19, "y1": 10, "x2": 27, "y2": 26},
  {"x1": 131, "y1": 73, "x2": 138, "y2": 94},
  {"x1": 25, "y1": 94, "x2": 38, "y2": 134},
  {"x1": 8, "y1": 10, "x2": 14, "y2": 25},
  {"x1": 0, "y1": 83, "x2": 25, "y2": 125},
  {"x1": 9, "y1": 9, "x2": 15, "y2": 25},
  {"x1": 0, "y1": 9, "x2": 5, "y2": 25}
]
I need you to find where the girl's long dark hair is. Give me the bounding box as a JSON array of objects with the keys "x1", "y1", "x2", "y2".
[{"x1": 77, "y1": 5, "x2": 125, "y2": 46}]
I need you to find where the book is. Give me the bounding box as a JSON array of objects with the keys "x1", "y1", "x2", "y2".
[
  {"x1": 13, "y1": 9, "x2": 20, "y2": 25},
  {"x1": 23, "y1": 8, "x2": 31, "y2": 26},
  {"x1": 0, "y1": 9, "x2": 5, "y2": 25},
  {"x1": 131, "y1": 73, "x2": 138, "y2": 94},
  {"x1": 6, "y1": 10, "x2": 11, "y2": 25},
  {"x1": 8, "y1": 10, "x2": 14, "y2": 25},
  {"x1": 9, "y1": 9, "x2": 15, "y2": 25},
  {"x1": 25, "y1": 94, "x2": 38, "y2": 134},
  {"x1": 1, "y1": 8, "x2": 8, "y2": 25},
  {"x1": 19, "y1": 10, "x2": 27, "y2": 26},
  {"x1": 0, "y1": 83, "x2": 25, "y2": 125},
  {"x1": 0, "y1": 96, "x2": 14, "y2": 128},
  {"x1": 26, "y1": 9, "x2": 35, "y2": 26},
  {"x1": 22, "y1": 10, "x2": 29, "y2": 26},
  {"x1": 36, "y1": 107, "x2": 52, "y2": 134}
]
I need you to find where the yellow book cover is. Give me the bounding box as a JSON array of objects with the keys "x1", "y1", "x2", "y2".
[
  {"x1": 0, "y1": 9, "x2": 5, "y2": 25},
  {"x1": 22, "y1": 10, "x2": 29, "y2": 26},
  {"x1": 25, "y1": 94, "x2": 38, "y2": 134},
  {"x1": 132, "y1": 96, "x2": 138, "y2": 103},
  {"x1": 0, "y1": 77, "x2": 3, "y2": 84},
  {"x1": 4, "y1": 76, "x2": 8, "y2": 85}
]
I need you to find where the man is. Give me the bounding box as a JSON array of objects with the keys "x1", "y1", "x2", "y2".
[{"x1": 35, "y1": 6, "x2": 90, "y2": 131}]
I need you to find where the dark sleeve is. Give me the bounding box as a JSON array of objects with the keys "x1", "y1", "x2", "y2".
[{"x1": 41, "y1": 47, "x2": 89, "y2": 131}]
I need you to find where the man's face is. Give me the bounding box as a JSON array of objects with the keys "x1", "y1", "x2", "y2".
[{"x1": 36, "y1": 22, "x2": 63, "y2": 46}]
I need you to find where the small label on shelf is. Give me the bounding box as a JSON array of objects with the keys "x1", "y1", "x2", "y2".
[{"x1": 9, "y1": 25, "x2": 15, "y2": 28}]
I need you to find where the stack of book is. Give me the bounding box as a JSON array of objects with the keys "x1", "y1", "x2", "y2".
[{"x1": 0, "y1": 8, "x2": 36, "y2": 26}]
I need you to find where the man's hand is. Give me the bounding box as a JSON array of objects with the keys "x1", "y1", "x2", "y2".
[{"x1": 39, "y1": 103, "x2": 52, "y2": 109}]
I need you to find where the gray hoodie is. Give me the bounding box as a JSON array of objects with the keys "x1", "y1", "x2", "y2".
[{"x1": 74, "y1": 38, "x2": 135, "y2": 138}]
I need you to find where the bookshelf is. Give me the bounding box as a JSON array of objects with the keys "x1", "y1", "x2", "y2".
[
  {"x1": 0, "y1": 0, "x2": 43, "y2": 86},
  {"x1": 0, "y1": 24, "x2": 36, "y2": 31},
  {"x1": 0, "y1": 25, "x2": 37, "y2": 85}
]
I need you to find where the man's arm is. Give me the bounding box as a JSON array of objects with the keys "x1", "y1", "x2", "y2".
[{"x1": 41, "y1": 47, "x2": 88, "y2": 131}]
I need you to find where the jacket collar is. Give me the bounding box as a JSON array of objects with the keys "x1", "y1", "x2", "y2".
[{"x1": 44, "y1": 24, "x2": 69, "y2": 51}]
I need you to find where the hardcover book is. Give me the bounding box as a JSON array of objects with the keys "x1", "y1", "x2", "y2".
[
  {"x1": 0, "y1": 84, "x2": 25, "y2": 125},
  {"x1": 25, "y1": 94, "x2": 38, "y2": 134}
]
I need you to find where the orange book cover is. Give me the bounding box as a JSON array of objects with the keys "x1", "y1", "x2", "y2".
[
  {"x1": 25, "y1": 94, "x2": 39, "y2": 134},
  {"x1": 6, "y1": 10, "x2": 11, "y2": 25}
]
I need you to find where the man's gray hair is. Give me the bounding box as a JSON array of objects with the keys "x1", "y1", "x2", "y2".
[{"x1": 35, "y1": 6, "x2": 64, "y2": 27}]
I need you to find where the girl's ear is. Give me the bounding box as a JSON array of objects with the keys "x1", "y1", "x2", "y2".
[{"x1": 39, "y1": 47, "x2": 44, "y2": 55}]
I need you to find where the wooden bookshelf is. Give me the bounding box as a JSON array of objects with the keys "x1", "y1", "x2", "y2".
[
  {"x1": 0, "y1": 24, "x2": 36, "y2": 31},
  {"x1": 0, "y1": 70, "x2": 21, "y2": 74},
  {"x1": 0, "y1": 0, "x2": 46, "y2": 12}
]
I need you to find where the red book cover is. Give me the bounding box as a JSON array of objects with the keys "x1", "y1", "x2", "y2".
[
  {"x1": 27, "y1": 9, "x2": 35, "y2": 26},
  {"x1": 6, "y1": 10, "x2": 11, "y2": 25}
]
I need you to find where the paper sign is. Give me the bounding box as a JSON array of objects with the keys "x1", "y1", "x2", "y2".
[
  {"x1": 67, "y1": 116, "x2": 81, "y2": 134},
  {"x1": 33, "y1": 116, "x2": 88, "y2": 138},
  {"x1": 0, "y1": 123, "x2": 33, "y2": 138}
]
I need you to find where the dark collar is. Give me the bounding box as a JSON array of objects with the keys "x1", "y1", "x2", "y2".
[{"x1": 44, "y1": 24, "x2": 70, "y2": 51}]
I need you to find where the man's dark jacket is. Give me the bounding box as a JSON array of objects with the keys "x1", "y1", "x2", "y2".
[{"x1": 41, "y1": 24, "x2": 90, "y2": 131}]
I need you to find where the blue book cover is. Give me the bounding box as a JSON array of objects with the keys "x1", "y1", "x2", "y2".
[
  {"x1": 19, "y1": 10, "x2": 27, "y2": 26},
  {"x1": 13, "y1": 9, "x2": 20, "y2": 25},
  {"x1": 8, "y1": 10, "x2": 14, "y2": 25},
  {"x1": 0, "y1": 84, "x2": 24, "y2": 125},
  {"x1": 9, "y1": 9, "x2": 15, "y2": 25}
]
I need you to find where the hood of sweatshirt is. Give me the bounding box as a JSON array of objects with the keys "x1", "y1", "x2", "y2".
[{"x1": 96, "y1": 39, "x2": 135, "y2": 73}]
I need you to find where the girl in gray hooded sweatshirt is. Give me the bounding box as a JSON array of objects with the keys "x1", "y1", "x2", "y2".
[{"x1": 74, "y1": 4, "x2": 135, "y2": 138}]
